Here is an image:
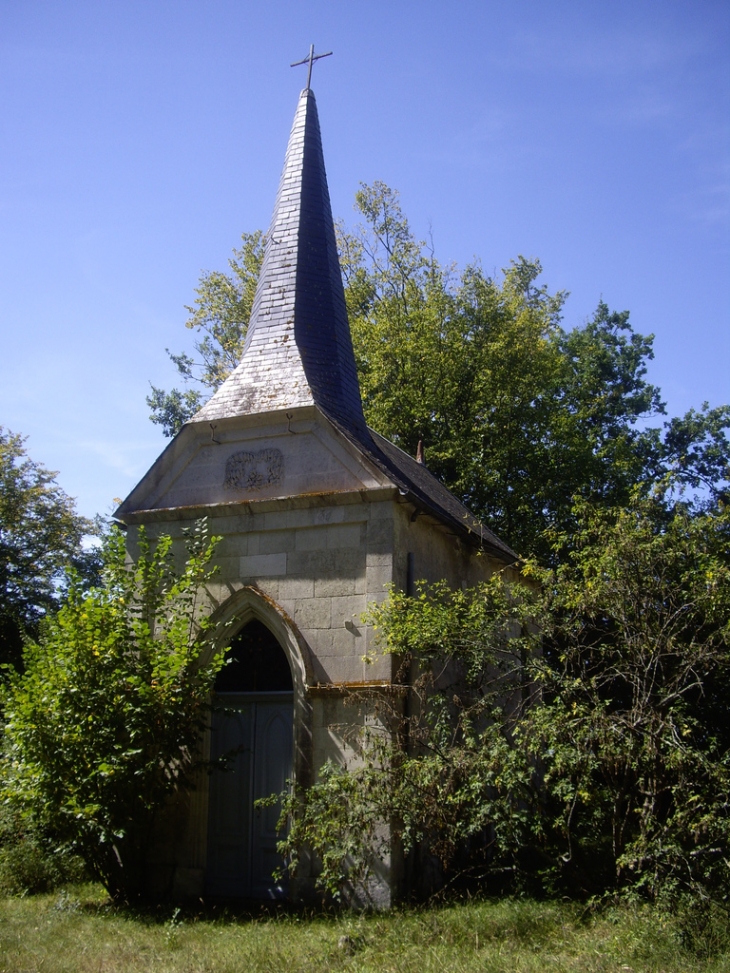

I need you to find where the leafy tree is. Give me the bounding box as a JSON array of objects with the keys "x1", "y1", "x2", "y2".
[
  {"x1": 0, "y1": 428, "x2": 90, "y2": 669},
  {"x1": 1, "y1": 521, "x2": 225, "y2": 903},
  {"x1": 271, "y1": 487, "x2": 730, "y2": 904},
  {"x1": 147, "y1": 183, "x2": 729, "y2": 561},
  {"x1": 656, "y1": 404, "x2": 730, "y2": 510},
  {"x1": 538, "y1": 490, "x2": 730, "y2": 900},
  {"x1": 147, "y1": 232, "x2": 264, "y2": 436},
  {"x1": 339, "y1": 184, "x2": 699, "y2": 560}
]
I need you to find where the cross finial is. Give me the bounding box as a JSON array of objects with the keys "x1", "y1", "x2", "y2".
[{"x1": 290, "y1": 44, "x2": 332, "y2": 90}]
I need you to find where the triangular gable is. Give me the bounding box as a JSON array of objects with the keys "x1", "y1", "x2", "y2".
[{"x1": 115, "y1": 408, "x2": 391, "y2": 518}]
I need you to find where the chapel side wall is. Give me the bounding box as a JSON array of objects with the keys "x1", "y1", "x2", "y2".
[{"x1": 391, "y1": 503, "x2": 506, "y2": 593}]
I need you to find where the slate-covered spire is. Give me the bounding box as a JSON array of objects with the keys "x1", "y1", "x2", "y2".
[{"x1": 195, "y1": 88, "x2": 367, "y2": 434}]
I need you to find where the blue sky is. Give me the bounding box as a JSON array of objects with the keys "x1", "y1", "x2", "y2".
[{"x1": 1, "y1": 0, "x2": 728, "y2": 521}]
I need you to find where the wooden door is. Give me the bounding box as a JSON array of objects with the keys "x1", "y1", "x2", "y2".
[
  {"x1": 206, "y1": 695, "x2": 293, "y2": 898},
  {"x1": 250, "y1": 702, "x2": 293, "y2": 897}
]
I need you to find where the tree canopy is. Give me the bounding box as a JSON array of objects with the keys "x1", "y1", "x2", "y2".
[
  {"x1": 147, "y1": 182, "x2": 729, "y2": 562},
  {"x1": 0, "y1": 428, "x2": 91, "y2": 669},
  {"x1": 147, "y1": 232, "x2": 264, "y2": 438}
]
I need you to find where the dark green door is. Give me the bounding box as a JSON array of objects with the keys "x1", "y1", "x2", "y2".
[
  {"x1": 205, "y1": 620, "x2": 294, "y2": 899},
  {"x1": 206, "y1": 695, "x2": 292, "y2": 898}
]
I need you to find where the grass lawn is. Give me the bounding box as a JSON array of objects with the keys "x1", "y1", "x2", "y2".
[{"x1": 0, "y1": 885, "x2": 728, "y2": 972}]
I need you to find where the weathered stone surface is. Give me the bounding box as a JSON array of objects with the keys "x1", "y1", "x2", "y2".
[
  {"x1": 295, "y1": 597, "x2": 332, "y2": 630},
  {"x1": 115, "y1": 416, "x2": 391, "y2": 515},
  {"x1": 314, "y1": 575, "x2": 357, "y2": 598},
  {"x1": 258, "y1": 529, "x2": 296, "y2": 555},
  {"x1": 239, "y1": 553, "x2": 287, "y2": 578}
]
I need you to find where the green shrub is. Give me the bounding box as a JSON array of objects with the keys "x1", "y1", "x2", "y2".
[
  {"x1": 0, "y1": 805, "x2": 86, "y2": 895},
  {"x1": 672, "y1": 898, "x2": 730, "y2": 960},
  {"x1": 274, "y1": 491, "x2": 730, "y2": 906},
  {"x1": 0, "y1": 521, "x2": 225, "y2": 903}
]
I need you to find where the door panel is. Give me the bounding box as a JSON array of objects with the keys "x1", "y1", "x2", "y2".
[
  {"x1": 207, "y1": 704, "x2": 253, "y2": 892},
  {"x1": 251, "y1": 705, "x2": 293, "y2": 897},
  {"x1": 206, "y1": 696, "x2": 292, "y2": 898}
]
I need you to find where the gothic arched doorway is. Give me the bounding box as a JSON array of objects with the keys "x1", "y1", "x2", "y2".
[{"x1": 205, "y1": 619, "x2": 293, "y2": 899}]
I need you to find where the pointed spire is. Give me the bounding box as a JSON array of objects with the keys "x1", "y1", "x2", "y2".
[{"x1": 194, "y1": 88, "x2": 367, "y2": 434}]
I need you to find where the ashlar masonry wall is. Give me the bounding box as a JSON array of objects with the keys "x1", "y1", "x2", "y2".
[{"x1": 126, "y1": 464, "x2": 506, "y2": 905}]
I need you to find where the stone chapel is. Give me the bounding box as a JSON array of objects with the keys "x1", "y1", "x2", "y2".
[{"x1": 115, "y1": 82, "x2": 517, "y2": 905}]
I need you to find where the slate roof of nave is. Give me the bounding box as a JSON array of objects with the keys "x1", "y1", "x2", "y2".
[{"x1": 333, "y1": 419, "x2": 517, "y2": 562}]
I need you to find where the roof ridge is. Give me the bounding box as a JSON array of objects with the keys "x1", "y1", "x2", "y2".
[{"x1": 316, "y1": 407, "x2": 517, "y2": 563}]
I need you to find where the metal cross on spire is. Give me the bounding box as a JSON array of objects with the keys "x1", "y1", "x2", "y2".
[{"x1": 290, "y1": 44, "x2": 332, "y2": 90}]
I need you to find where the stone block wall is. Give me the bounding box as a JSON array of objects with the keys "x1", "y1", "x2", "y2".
[{"x1": 127, "y1": 484, "x2": 499, "y2": 906}]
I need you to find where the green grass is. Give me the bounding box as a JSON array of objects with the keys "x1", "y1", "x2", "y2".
[{"x1": 0, "y1": 885, "x2": 728, "y2": 972}]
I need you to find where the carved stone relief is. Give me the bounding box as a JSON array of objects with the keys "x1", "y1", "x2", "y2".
[{"x1": 224, "y1": 448, "x2": 284, "y2": 491}]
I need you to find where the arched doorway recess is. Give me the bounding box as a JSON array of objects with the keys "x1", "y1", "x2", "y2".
[{"x1": 206, "y1": 619, "x2": 293, "y2": 899}]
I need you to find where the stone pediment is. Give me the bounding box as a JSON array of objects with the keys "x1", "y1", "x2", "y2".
[{"x1": 115, "y1": 407, "x2": 391, "y2": 518}]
